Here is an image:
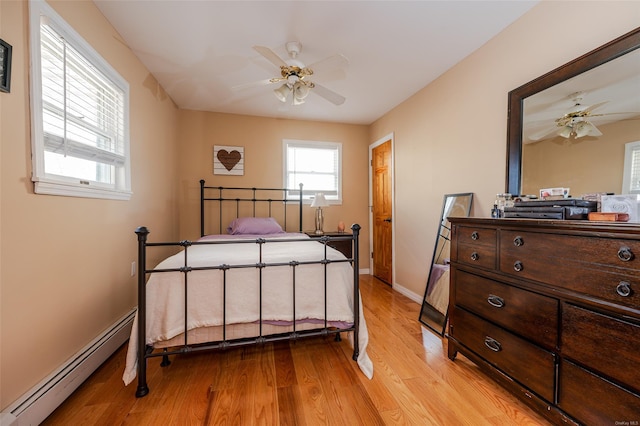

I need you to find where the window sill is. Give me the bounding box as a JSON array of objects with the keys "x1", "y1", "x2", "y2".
[{"x1": 34, "y1": 180, "x2": 132, "y2": 201}]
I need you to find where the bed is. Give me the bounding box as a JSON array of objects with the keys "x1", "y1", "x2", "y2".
[{"x1": 123, "y1": 180, "x2": 372, "y2": 397}]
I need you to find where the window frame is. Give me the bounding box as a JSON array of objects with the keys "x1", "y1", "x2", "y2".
[
  {"x1": 29, "y1": 0, "x2": 131, "y2": 200},
  {"x1": 622, "y1": 140, "x2": 640, "y2": 194},
  {"x1": 282, "y1": 139, "x2": 342, "y2": 205}
]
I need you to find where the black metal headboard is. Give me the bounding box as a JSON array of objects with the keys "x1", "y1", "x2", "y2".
[{"x1": 199, "y1": 180, "x2": 304, "y2": 237}]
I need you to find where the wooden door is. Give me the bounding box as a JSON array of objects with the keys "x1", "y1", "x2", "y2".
[{"x1": 372, "y1": 140, "x2": 392, "y2": 284}]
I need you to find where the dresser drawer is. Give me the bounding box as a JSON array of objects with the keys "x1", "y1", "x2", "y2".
[
  {"x1": 454, "y1": 270, "x2": 558, "y2": 348},
  {"x1": 499, "y1": 251, "x2": 640, "y2": 309},
  {"x1": 450, "y1": 308, "x2": 556, "y2": 402},
  {"x1": 456, "y1": 226, "x2": 497, "y2": 247},
  {"x1": 561, "y1": 303, "x2": 640, "y2": 393},
  {"x1": 500, "y1": 230, "x2": 640, "y2": 273},
  {"x1": 558, "y1": 360, "x2": 640, "y2": 426},
  {"x1": 457, "y1": 244, "x2": 496, "y2": 270}
]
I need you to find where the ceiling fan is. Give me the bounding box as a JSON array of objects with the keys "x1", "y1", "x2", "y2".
[
  {"x1": 529, "y1": 92, "x2": 607, "y2": 141},
  {"x1": 235, "y1": 41, "x2": 348, "y2": 106}
]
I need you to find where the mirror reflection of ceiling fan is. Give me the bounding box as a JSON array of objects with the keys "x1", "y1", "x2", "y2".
[
  {"x1": 528, "y1": 91, "x2": 638, "y2": 141},
  {"x1": 234, "y1": 41, "x2": 348, "y2": 106}
]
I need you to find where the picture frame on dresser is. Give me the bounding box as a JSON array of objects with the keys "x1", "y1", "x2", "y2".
[{"x1": 419, "y1": 192, "x2": 473, "y2": 336}]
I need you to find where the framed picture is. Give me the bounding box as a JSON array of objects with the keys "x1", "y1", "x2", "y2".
[
  {"x1": 0, "y1": 39, "x2": 12, "y2": 93},
  {"x1": 213, "y1": 145, "x2": 244, "y2": 175}
]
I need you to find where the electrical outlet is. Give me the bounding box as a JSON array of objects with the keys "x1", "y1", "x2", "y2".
[{"x1": 131, "y1": 261, "x2": 136, "y2": 277}]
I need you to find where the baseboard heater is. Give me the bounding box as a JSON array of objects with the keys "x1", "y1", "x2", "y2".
[{"x1": 0, "y1": 309, "x2": 135, "y2": 426}]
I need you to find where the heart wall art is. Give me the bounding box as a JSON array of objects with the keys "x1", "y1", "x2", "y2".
[{"x1": 213, "y1": 145, "x2": 244, "y2": 175}]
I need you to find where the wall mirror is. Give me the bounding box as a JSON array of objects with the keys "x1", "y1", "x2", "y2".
[
  {"x1": 506, "y1": 27, "x2": 640, "y2": 196},
  {"x1": 419, "y1": 193, "x2": 473, "y2": 336}
]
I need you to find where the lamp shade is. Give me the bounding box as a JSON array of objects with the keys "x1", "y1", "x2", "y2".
[
  {"x1": 574, "y1": 121, "x2": 602, "y2": 138},
  {"x1": 293, "y1": 82, "x2": 310, "y2": 100},
  {"x1": 557, "y1": 126, "x2": 573, "y2": 138},
  {"x1": 310, "y1": 193, "x2": 328, "y2": 208},
  {"x1": 274, "y1": 84, "x2": 290, "y2": 103}
]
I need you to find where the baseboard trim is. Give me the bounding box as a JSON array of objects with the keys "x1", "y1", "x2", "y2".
[
  {"x1": 392, "y1": 282, "x2": 422, "y2": 304},
  {"x1": 1, "y1": 309, "x2": 135, "y2": 426}
]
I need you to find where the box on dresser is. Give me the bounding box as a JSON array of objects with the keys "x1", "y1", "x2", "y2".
[{"x1": 447, "y1": 217, "x2": 640, "y2": 426}]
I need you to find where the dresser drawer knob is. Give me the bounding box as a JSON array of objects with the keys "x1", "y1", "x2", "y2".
[
  {"x1": 471, "y1": 252, "x2": 479, "y2": 261},
  {"x1": 617, "y1": 247, "x2": 634, "y2": 262},
  {"x1": 513, "y1": 236, "x2": 524, "y2": 247},
  {"x1": 487, "y1": 294, "x2": 505, "y2": 308},
  {"x1": 484, "y1": 336, "x2": 502, "y2": 352},
  {"x1": 471, "y1": 231, "x2": 479, "y2": 240},
  {"x1": 616, "y1": 281, "x2": 632, "y2": 297},
  {"x1": 513, "y1": 261, "x2": 524, "y2": 272}
]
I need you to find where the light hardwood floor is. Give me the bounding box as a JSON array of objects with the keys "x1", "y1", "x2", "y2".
[{"x1": 43, "y1": 275, "x2": 550, "y2": 425}]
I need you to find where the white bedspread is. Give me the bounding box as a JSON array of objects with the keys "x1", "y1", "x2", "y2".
[{"x1": 123, "y1": 234, "x2": 372, "y2": 384}]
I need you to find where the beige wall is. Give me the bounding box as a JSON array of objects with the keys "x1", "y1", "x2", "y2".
[
  {"x1": 522, "y1": 120, "x2": 640, "y2": 196},
  {"x1": 175, "y1": 110, "x2": 371, "y2": 264},
  {"x1": 369, "y1": 1, "x2": 639, "y2": 298},
  {"x1": 0, "y1": 0, "x2": 180, "y2": 408}
]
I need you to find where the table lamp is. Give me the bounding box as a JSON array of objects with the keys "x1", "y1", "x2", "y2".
[{"x1": 310, "y1": 193, "x2": 329, "y2": 234}]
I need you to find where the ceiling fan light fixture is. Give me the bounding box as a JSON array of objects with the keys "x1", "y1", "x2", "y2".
[
  {"x1": 557, "y1": 126, "x2": 573, "y2": 138},
  {"x1": 293, "y1": 82, "x2": 310, "y2": 100},
  {"x1": 574, "y1": 121, "x2": 594, "y2": 138},
  {"x1": 274, "y1": 84, "x2": 290, "y2": 103}
]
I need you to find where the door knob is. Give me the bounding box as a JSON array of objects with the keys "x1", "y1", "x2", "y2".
[{"x1": 383, "y1": 217, "x2": 392, "y2": 223}]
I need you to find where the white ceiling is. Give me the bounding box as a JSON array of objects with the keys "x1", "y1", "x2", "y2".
[
  {"x1": 93, "y1": 0, "x2": 538, "y2": 125},
  {"x1": 522, "y1": 48, "x2": 640, "y2": 143}
]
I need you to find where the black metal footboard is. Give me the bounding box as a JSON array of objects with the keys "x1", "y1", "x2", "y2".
[{"x1": 133, "y1": 224, "x2": 360, "y2": 398}]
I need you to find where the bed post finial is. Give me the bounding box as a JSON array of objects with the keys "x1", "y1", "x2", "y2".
[{"x1": 135, "y1": 226, "x2": 149, "y2": 238}]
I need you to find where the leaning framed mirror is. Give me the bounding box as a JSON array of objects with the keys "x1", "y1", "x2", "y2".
[{"x1": 419, "y1": 193, "x2": 473, "y2": 336}]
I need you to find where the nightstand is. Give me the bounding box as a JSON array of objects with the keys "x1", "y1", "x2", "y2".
[{"x1": 304, "y1": 231, "x2": 353, "y2": 258}]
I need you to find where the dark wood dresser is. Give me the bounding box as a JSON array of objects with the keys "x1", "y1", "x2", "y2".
[{"x1": 447, "y1": 217, "x2": 640, "y2": 425}]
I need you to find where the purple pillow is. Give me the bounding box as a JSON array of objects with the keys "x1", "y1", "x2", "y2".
[{"x1": 227, "y1": 217, "x2": 284, "y2": 235}]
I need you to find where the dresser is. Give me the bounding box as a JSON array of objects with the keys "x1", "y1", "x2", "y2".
[{"x1": 447, "y1": 218, "x2": 640, "y2": 425}]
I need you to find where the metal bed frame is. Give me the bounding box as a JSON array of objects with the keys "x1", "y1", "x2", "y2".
[{"x1": 133, "y1": 180, "x2": 360, "y2": 397}]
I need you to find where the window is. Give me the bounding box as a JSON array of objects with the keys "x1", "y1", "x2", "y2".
[
  {"x1": 283, "y1": 139, "x2": 342, "y2": 203},
  {"x1": 622, "y1": 141, "x2": 640, "y2": 194},
  {"x1": 29, "y1": 0, "x2": 131, "y2": 200}
]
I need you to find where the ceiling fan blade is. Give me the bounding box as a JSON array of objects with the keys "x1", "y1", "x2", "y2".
[
  {"x1": 231, "y1": 78, "x2": 278, "y2": 91},
  {"x1": 307, "y1": 54, "x2": 349, "y2": 74},
  {"x1": 528, "y1": 125, "x2": 559, "y2": 141},
  {"x1": 311, "y1": 83, "x2": 346, "y2": 106},
  {"x1": 253, "y1": 45, "x2": 287, "y2": 69},
  {"x1": 588, "y1": 111, "x2": 640, "y2": 118},
  {"x1": 582, "y1": 101, "x2": 608, "y2": 114}
]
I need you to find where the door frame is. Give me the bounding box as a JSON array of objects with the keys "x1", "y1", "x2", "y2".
[{"x1": 369, "y1": 133, "x2": 395, "y2": 285}]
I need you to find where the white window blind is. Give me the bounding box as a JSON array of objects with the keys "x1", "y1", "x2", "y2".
[
  {"x1": 29, "y1": 0, "x2": 131, "y2": 200},
  {"x1": 283, "y1": 140, "x2": 342, "y2": 203},
  {"x1": 622, "y1": 141, "x2": 640, "y2": 194}
]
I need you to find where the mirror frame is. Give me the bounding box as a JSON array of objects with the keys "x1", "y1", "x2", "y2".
[
  {"x1": 419, "y1": 192, "x2": 473, "y2": 336},
  {"x1": 506, "y1": 27, "x2": 640, "y2": 195}
]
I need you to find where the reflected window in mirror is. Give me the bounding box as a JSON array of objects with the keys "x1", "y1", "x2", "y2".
[
  {"x1": 419, "y1": 193, "x2": 473, "y2": 336},
  {"x1": 622, "y1": 141, "x2": 640, "y2": 194}
]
